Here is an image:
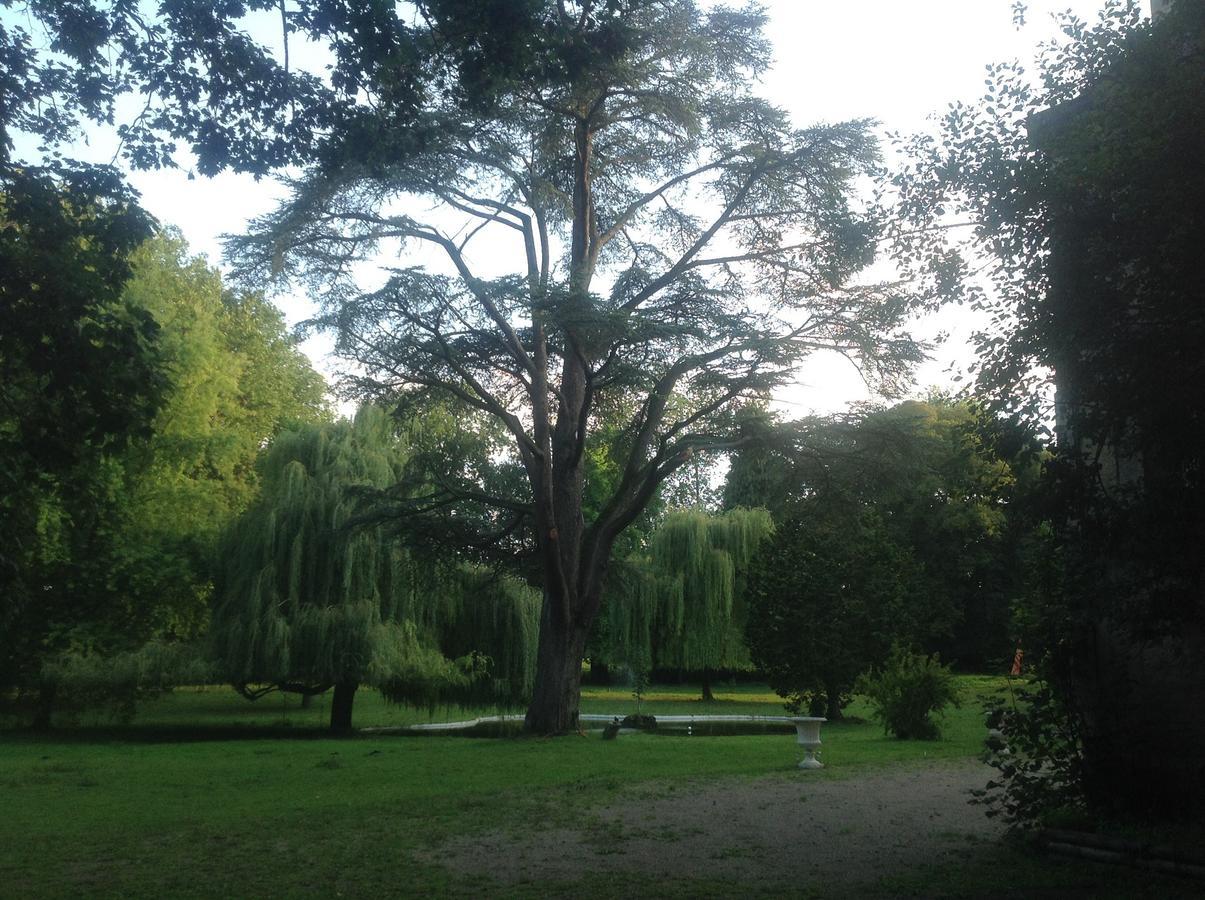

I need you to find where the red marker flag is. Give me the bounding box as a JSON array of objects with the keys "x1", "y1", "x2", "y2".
[{"x1": 1009, "y1": 647, "x2": 1024, "y2": 677}]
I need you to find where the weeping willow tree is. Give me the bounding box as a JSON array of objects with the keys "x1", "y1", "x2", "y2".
[
  {"x1": 604, "y1": 508, "x2": 773, "y2": 701},
  {"x1": 210, "y1": 405, "x2": 538, "y2": 730}
]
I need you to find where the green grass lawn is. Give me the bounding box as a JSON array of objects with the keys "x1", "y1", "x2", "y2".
[{"x1": 0, "y1": 677, "x2": 1195, "y2": 898}]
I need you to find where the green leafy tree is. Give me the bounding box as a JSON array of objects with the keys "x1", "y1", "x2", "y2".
[
  {"x1": 2, "y1": 225, "x2": 329, "y2": 723},
  {"x1": 603, "y1": 507, "x2": 772, "y2": 700},
  {"x1": 747, "y1": 500, "x2": 925, "y2": 719},
  {"x1": 226, "y1": 2, "x2": 920, "y2": 733},
  {"x1": 111, "y1": 234, "x2": 329, "y2": 640},
  {"x1": 859, "y1": 401, "x2": 1039, "y2": 668},
  {"x1": 729, "y1": 398, "x2": 1040, "y2": 671},
  {"x1": 0, "y1": 166, "x2": 163, "y2": 723},
  {"x1": 211, "y1": 406, "x2": 539, "y2": 731},
  {"x1": 0, "y1": 2, "x2": 429, "y2": 175}
]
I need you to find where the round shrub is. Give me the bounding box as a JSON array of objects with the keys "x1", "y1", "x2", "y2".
[{"x1": 856, "y1": 645, "x2": 960, "y2": 740}]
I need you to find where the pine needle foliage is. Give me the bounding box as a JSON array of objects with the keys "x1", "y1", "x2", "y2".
[
  {"x1": 210, "y1": 406, "x2": 537, "y2": 711},
  {"x1": 604, "y1": 507, "x2": 772, "y2": 674}
]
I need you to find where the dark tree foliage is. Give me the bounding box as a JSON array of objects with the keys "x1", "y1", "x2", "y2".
[
  {"x1": 0, "y1": 0, "x2": 639, "y2": 177},
  {"x1": 0, "y1": 0, "x2": 423, "y2": 175},
  {"x1": 0, "y1": 164, "x2": 163, "y2": 721},
  {"x1": 730, "y1": 399, "x2": 1040, "y2": 675},
  {"x1": 891, "y1": 2, "x2": 1205, "y2": 820},
  {"x1": 747, "y1": 501, "x2": 924, "y2": 720},
  {"x1": 0, "y1": 165, "x2": 160, "y2": 476},
  {"x1": 889, "y1": 0, "x2": 1203, "y2": 435}
]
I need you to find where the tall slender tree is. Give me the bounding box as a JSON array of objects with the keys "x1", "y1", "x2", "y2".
[
  {"x1": 0, "y1": 166, "x2": 163, "y2": 721},
  {"x1": 227, "y1": 2, "x2": 922, "y2": 732}
]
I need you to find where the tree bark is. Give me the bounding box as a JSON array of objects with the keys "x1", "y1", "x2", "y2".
[
  {"x1": 330, "y1": 682, "x2": 357, "y2": 732},
  {"x1": 701, "y1": 669, "x2": 715, "y2": 703},
  {"x1": 525, "y1": 598, "x2": 588, "y2": 733},
  {"x1": 825, "y1": 685, "x2": 843, "y2": 721}
]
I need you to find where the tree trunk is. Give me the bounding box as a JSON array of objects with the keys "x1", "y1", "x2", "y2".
[
  {"x1": 300, "y1": 692, "x2": 313, "y2": 710},
  {"x1": 825, "y1": 685, "x2": 843, "y2": 721},
  {"x1": 525, "y1": 599, "x2": 588, "y2": 734},
  {"x1": 586, "y1": 659, "x2": 612, "y2": 686},
  {"x1": 701, "y1": 669, "x2": 715, "y2": 703},
  {"x1": 329, "y1": 682, "x2": 357, "y2": 732}
]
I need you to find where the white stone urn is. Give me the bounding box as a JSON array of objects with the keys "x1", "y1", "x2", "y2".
[{"x1": 789, "y1": 716, "x2": 826, "y2": 769}]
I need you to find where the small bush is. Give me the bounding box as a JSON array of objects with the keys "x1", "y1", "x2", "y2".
[
  {"x1": 856, "y1": 645, "x2": 960, "y2": 740},
  {"x1": 972, "y1": 679, "x2": 1086, "y2": 829}
]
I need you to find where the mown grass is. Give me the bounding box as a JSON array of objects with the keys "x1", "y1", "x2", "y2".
[{"x1": 1, "y1": 677, "x2": 1195, "y2": 898}]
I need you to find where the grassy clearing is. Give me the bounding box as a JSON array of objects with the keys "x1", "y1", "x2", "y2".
[{"x1": 1, "y1": 677, "x2": 1194, "y2": 898}]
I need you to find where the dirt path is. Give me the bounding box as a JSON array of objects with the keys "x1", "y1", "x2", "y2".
[{"x1": 425, "y1": 760, "x2": 1002, "y2": 893}]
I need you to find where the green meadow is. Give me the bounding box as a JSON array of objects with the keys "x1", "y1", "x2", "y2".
[{"x1": 2, "y1": 677, "x2": 1196, "y2": 898}]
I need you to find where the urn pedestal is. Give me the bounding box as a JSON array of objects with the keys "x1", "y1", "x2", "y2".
[{"x1": 789, "y1": 716, "x2": 826, "y2": 769}]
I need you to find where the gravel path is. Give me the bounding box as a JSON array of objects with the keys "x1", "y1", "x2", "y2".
[{"x1": 425, "y1": 760, "x2": 1003, "y2": 893}]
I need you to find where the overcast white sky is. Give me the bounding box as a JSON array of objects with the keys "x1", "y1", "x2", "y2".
[{"x1": 61, "y1": 0, "x2": 1124, "y2": 417}]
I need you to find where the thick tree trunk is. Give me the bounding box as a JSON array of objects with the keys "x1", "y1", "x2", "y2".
[
  {"x1": 825, "y1": 685, "x2": 843, "y2": 721},
  {"x1": 329, "y1": 682, "x2": 357, "y2": 732},
  {"x1": 300, "y1": 692, "x2": 313, "y2": 710},
  {"x1": 701, "y1": 669, "x2": 715, "y2": 703},
  {"x1": 525, "y1": 599, "x2": 588, "y2": 734}
]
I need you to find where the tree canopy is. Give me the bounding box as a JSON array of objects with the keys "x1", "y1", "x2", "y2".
[
  {"x1": 748, "y1": 500, "x2": 923, "y2": 719},
  {"x1": 732, "y1": 398, "x2": 1039, "y2": 716},
  {"x1": 0, "y1": 167, "x2": 162, "y2": 718},
  {"x1": 0, "y1": 221, "x2": 329, "y2": 723},
  {"x1": 111, "y1": 233, "x2": 330, "y2": 640}
]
